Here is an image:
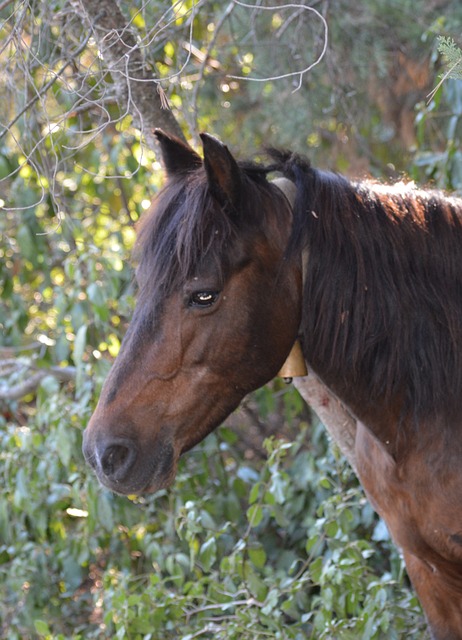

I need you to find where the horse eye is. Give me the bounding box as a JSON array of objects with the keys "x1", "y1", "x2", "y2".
[{"x1": 189, "y1": 291, "x2": 220, "y2": 308}]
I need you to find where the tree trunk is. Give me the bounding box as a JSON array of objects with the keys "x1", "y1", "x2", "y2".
[{"x1": 78, "y1": 0, "x2": 186, "y2": 151}]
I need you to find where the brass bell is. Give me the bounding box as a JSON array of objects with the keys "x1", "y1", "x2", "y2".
[{"x1": 277, "y1": 340, "x2": 307, "y2": 383}]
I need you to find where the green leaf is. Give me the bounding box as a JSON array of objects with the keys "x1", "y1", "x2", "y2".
[
  {"x1": 87, "y1": 281, "x2": 105, "y2": 306},
  {"x1": 306, "y1": 534, "x2": 323, "y2": 555},
  {"x1": 0, "y1": 154, "x2": 10, "y2": 179},
  {"x1": 310, "y1": 557, "x2": 324, "y2": 583},
  {"x1": 246, "y1": 566, "x2": 268, "y2": 601},
  {"x1": 55, "y1": 421, "x2": 73, "y2": 466},
  {"x1": 325, "y1": 520, "x2": 338, "y2": 538},
  {"x1": 0, "y1": 499, "x2": 11, "y2": 544},
  {"x1": 438, "y1": 36, "x2": 462, "y2": 80},
  {"x1": 246, "y1": 503, "x2": 264, "y2": 528},
  {"x1": 74, "y1": 324, "x2": 87, "y2": 391},
  {"x1": 249, "y1": 545, "x2": 267, "y2": 569},
  {"x1": 269, "y1": 472, "x2": 286, "y2": 504},
  {"x1": 96, "y1": 492, "x2": 114, "y2": 531},
  {"x1": 34, "y1": 620, "x2": 50, "y2": 635},
  {"x1": 74, "y1": 324, "x2": 87, "y2": 365},
  {"x1": 249, "y1": 481, "x2": 262, "y2": 505},
  {"x1": 13, "y1": 468, "x2": 28, "y2": 507},
  {"x1": 199, "y1": 537, "x2": 216, "y2": 571}
]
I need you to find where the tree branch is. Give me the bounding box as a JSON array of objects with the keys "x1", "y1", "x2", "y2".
[
  {"x1": 0, "y1": 27, "x2": 94, "y2": 142},
  {"x1": 227, "y1": 1, "x2": 328, "y2": 91},
  {"x1": 0, "y1": 363, "x2": 76, "y2": 401},
  {"x1": 78, "y1": 0, "x2": 187, "y2": 152},
  {"x1": 190, "y1": 1, "x2": 235, "y2": 140}
]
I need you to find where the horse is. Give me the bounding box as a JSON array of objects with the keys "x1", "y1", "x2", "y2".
[{"x1": 83, "y1": 129, "x2": 462, "y2": 639}]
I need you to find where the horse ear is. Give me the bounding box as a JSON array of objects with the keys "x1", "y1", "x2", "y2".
[
  {"x1": 154, "y1": 129, "x2": 202, "y2": 175},
  {"x1": 200, "y1": 133, "x2": 241, "y2": 208}
]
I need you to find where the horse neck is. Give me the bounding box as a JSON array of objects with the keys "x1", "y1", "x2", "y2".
[{"x1": 272, "y1": 174, "x2": 418, "y2": 450}]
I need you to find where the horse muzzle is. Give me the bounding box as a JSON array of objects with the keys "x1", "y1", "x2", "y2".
[{"x1": 82, "y1": 426, "x2": 177, "y2": 495}]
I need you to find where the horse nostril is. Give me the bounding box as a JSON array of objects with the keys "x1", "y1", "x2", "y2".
[{"x1": 99, "y1": 440, "x2": 137, "y2": 481}]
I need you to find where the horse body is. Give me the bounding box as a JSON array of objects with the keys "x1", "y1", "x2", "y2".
[
  {"x1": 357, "y1": 419, "x2": 462, "y2": 638},
  {"x1": 83, "y1": 130, "x2": 462, "y2": 638},
  {"x1": 290, "y1": 168, "x2": 462, "y2": 638}
]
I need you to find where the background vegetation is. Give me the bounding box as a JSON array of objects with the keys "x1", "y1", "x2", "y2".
[{"x1": 1, "y1": 1, "x2": 462, "y2": 638}]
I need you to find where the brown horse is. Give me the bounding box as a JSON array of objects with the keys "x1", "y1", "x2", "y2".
[{"x1": 83, "y1": 130, "x2": 462, "y2": 639}]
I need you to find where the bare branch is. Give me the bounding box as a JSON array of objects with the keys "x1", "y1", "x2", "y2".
[
  {"x1": 0, "y1": 363, "x2": 76, "y2": 401},
  {"x1": 0, "y1": 27, "x2": 94, "y2": 143},
  {"x1": 77, "y1": 0, "x2": 187, "y2": 149},
  {"x1": 227, "y1": 1, "x2": 328, "y2": 90},
  {"x1": 0, "y1": 343, "x2": 42, "y2": 358}
]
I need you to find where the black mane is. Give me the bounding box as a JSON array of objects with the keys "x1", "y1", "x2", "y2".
[{"x1": 272, "y1": 150, "x2": 462, "y2": 421}]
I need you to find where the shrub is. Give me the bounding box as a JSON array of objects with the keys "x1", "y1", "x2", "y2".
[{"x1": 0, "y1": 378, "x2": 426, "y2": 639}]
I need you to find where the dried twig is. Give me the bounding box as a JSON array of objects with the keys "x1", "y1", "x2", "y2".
[
  {"x1": 227, "y1": 0, "x2": 328, "y2": 91},
  {"x1": 0, "y1": 28, "x2": 94, "y2": 142}
]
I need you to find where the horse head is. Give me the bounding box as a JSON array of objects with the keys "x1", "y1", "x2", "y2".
[{"x1": 82, "y1": 131, "x2": 302, "y2": 495}]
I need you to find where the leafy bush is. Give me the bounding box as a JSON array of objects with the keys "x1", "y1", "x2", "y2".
[{"x1": 0, "y1": 372, "x2": 426, "y2": 638}]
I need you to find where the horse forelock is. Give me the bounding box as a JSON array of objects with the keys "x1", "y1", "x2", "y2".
[
  {"x1": 134, "y1": 164, "x2": 290, "y2": 302},
  {"x1": 278, "y1": 159, "x2": 462, "y2": 422}
]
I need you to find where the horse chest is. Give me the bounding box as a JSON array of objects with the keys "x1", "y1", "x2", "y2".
[{"x1": 356, "y1": 420, "x2": 462, "y2": 566}]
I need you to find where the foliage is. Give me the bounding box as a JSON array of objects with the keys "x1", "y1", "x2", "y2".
[
  {"x1": 2, "y1": 0, "x2": 462, "y2": 179},
  {"x1": 413, "y1": 74, "x2": 462, "y2": 190},
  {"x1": 2, "y1": 1, "x2": 462, "y2": 638},
  {"x1": 0, "y1": 381, "x2": 427, "y2": 639},
  {"x1": 437, "y1": 36, "x2": 462, "y2": 80}
]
